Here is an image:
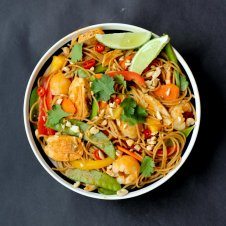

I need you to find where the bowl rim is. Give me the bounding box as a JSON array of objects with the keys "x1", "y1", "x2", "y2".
[{"x1": 23, "y1": 23, "x2": 201, "y2": 200}]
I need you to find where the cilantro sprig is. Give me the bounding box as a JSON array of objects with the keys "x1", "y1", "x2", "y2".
[
  {"x1": 46, "y1": 105, "x2": 70, "y2": 129},
  {"x1": 120, "y1": 97, "x2": 147, "y2": 125},
  {"x1": 70, "y1": 43, "x2": 83, "y2": 63},
  {"x1": 91, "y1": 74, "x2": 115, "y2": 101},
  {"x1": 140, "y1": 156, "x2": 155, "y2": 177}
]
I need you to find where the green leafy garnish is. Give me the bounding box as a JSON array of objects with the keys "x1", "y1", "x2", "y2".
[
  {"x1": 91, "y1": 74, "x2": 115, "y2": 101},
  {"x1": 180, "y1": 75, "x2": 189, "y2": 91},
  {"x1": 30, "y1": 87, "x2": 38, "y2": 109},
  {"x1": 120, "y1": 97, "x2": 148, "y2": 125},
  {"x1": 70, "y1": 43, "x2": 83, "y2": 63},
  {"x1": 140, "y1": 156, "x2": 155, "y2": 177},
  {"x1": 46, "y1": 105, "x2": 70, "y2": 129},
  {"x1": 181, "y1": 126, "x2": 194, "y2": 137},
  {"x1": 114, "y1": 75, "x2": 127, "y2": 88},
  {"x1": 77, "y1": 69, "x2": 88, "y2": 78}
]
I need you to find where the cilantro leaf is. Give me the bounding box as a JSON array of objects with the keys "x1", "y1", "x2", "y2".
[
  {"x1": 46, "y1": 105, "x2": 70, "y2": 129},
  {"x1": 120, "y1": 97, "x2": 136, "y2": 116},
  {"x1": 135, "y1": 105, "x2": 148, "y2": 122},
  {"x1": 120, "y1": 97, "x2": 147, "y2": 125},
  {"x1": 91, "y1": 74, "x2": 115, "y2": 101},
  {"x1": 180, "y1": 75, "x2": 189, "y2": 91},
  {"x1": 77, "y1": 69, "x2": 88, "y2": 78},
  {"x1": 140, "y1": 156, "x2": 155, "y2": 177},
  {"x1": 114, "y1": 75, "x2": 127, "y2": 88},
  {"x1": 70, "y1": 43, "x2": 83, "y2": 63}
]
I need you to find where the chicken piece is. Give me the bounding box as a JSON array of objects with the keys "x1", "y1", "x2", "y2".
[
  {"x1": 112, "y1": 156, "x2": 140, "y2": 184},
  {"x1": 44, "y1": 135, "x2": 83, "y2": 161},
  {"x1": 78, "y1": 28, "x2": 104, "y2": 45},
  {"x1": 68, "y1": 77, "x2": 91, "y2": 120},
  {"x1": 49, "y1": 72, "x2": 71, "y2": 95}
]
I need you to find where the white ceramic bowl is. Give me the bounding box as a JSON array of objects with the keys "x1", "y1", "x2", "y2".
[{"x1": 23, "y1": 23, "x2": 201, "y2": 200}]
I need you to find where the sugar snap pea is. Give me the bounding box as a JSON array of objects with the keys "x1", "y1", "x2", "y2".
[{"x1": 65, "y1": 169, "x2": 121, "y2": 192}]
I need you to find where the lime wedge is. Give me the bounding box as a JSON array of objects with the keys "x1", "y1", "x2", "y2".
[
  {"x1": 129, "y1": 35, "x2": 170, "y2": 74},
  {"x1": 95, "y1": 32, "x2": 151, "y2": 50}
]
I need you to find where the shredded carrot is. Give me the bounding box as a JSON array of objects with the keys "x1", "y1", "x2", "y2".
[
  {"x1": 62, "y1": 98, "x2": 76, "y2": 114},
  {"x1": 95, "y1": 73, "x2": 102, "y2": 79},
  {"x1": 117, "y1": 145, "x2": 143, "y2": 162},
  {"x1": 153, "y1": 84, "x2": 179, "y2": 100},
  {"x1": 99, "y1": 101, "x2": 108, "y2": 109}
]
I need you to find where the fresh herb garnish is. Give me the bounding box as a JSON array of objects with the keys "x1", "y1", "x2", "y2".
[
  {"x1": 114, "y1": 75, "x2": 127, "y2": 88},
  {"x1": 120, "y1": 97, "x2": 147, "y2": 125},
  {"x1": 91, "y1": 74, "x2": 115, "y2": 101},
  {"x1": 46, "y1": 105, "x2": 70, "y2": 129},
  {"x1": 70, "y1": 43, "x2": 83, "y2": 63},
  {"x1": 140, "y1": 156, "x2": 155, "y2": 177}
]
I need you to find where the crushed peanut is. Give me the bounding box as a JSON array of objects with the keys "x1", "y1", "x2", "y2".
[
  {"x1": 117, "y1": 188, "x2": 128, "y2": 196},
  {"x1": 126, "y1": 139, "x2": 134, "y2": 147},
  {"x1": 186, "y1": 118, "x2": 195, "y2": 127},
  {"x1": 89, "y1": 127, "x2": 99, "y2": 135}
]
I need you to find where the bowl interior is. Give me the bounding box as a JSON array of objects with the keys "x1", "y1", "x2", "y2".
[{"x1": 24, "y1": 23, "x2": 201, "y2": 200}]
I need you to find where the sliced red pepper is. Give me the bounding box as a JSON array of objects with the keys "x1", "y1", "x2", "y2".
[
  {"x1": 38, "y1": 98, "x2": 47, "y2": 135},
  {"x1": 37, "y1": 98, "x2": 55, "y2": 135},
  {"x1": 83, "y1": 59, "x2": 96, "y2": 69},
  {"x1": 37, "y1": 87, "x2": 45, "y2": 97},
  {"x1": 37, "y1": 76, "x2": 55, "y2": 135},
  {"x1": 95, "y1": 43, "x2": 105, "y2": 53},
  {"x1": 107, "y1": 70, "x2": 145, "y2": 86},
  {"x1": 93, "y1": 149, "x2": 102, "y2": 160},
  {"x1": 45, "y1": 87, "x2": 53, "y2": 110}
]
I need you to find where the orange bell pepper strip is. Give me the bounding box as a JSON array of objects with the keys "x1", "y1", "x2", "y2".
[
  {"x1": 107, "y1": 71, "x2": 145, "y2": 86},
  {"x1": 116, "y1": 146, "x2": 143, "y2": 162}
]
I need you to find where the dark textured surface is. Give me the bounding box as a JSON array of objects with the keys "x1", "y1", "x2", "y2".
[{"x1": 0, "y1": 0, "x2": 226, "y2": 225}]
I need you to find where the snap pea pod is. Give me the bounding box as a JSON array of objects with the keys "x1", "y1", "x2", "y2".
[
  {"x1": 165, "y1": 43, "x2": 181, "y2": 88},
  {"x1": 98, "y1": 188, "x2": 116, "y2": 195},
  {"x1": 30, "y1": 102, "x2": 39, "y2": 122},
  {"x1": 30, "y1": 87, "x2": 38, "y2": 109},
  {"x1": 90, "y1": 98, "x2": 99, "y2": 119},
  {"x1": 65, "y1": 169, "x2": 121, "y2": 192},
  {"x1": 53, "y1": 120, "x2": 116, "y2": 159},
  {"x1": 94, "y1": 64, "x2": 107, "y2": 73},
  {"x1": 181, "y1": 126, "x2": 194, "y2": 137}
]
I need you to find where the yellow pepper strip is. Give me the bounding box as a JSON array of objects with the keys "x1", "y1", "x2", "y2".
[
  {"x1": 49, "y1": 55, "x2": 66, "y2": 74},
  {"x1": 70, "y1": 157, "x2": 114, "y2": 170}
]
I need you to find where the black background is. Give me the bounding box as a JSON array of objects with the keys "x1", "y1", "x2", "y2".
[{"x1": 0, "y1": 0, "x2": 226, "y2": 225}]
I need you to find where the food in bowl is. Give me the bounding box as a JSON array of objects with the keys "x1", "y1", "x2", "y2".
[{"x1": 29, "y1": 28, "x2": 196, "y2": 196}]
